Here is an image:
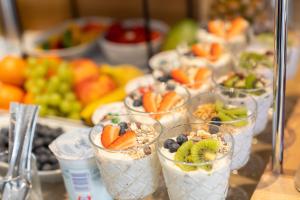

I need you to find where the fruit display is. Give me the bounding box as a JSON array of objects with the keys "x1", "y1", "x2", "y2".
[
  {"x1": 24, "y1": 57, "x2": 82, "y2": 119},
  {"x1": 162, "y1": 19, "x2": 198, "y2": 50},
  {"x1": 38, "y1": 22, "x2": 108, "y2": 50},
  {"x1": 105, "y1": 22, "x2": 161, "y2": 44},
  {"x1": 0, "y1": 123, "x2": 63, "y2": 171}
]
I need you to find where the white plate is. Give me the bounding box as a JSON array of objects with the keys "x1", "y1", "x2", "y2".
[
  {"x1": 23, "y1": 17, "x2": 113, "y2": 58},
  {"x1": 0, "y1": 113, "x2": 88, "y2": 183}
]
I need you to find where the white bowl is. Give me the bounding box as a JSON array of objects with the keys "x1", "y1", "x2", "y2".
[
  {"x1": 23, "y1": 17, "x2": 113, "y2": 58},
  {"x1": 0, "y1": 113, "x2": 88, "y2": 183},
  {"x1": 99, "y1": 19, "x2": 169, "y2": 67}
]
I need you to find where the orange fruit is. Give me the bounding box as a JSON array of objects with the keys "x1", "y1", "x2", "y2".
[
  {"x1": 0, "y1": 82, "x2": 25, "y2": 110},
  {"x1": 0, "y1": 56, "x2": 26, "y2": 86},
  {"x1": 23, "y1": 92, "x2": 34, "y2": 104}
]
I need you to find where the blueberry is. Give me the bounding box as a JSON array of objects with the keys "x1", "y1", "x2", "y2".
[
  {"x1": 209, "y1": 125, "x2": 219, "y2": 134},
  {"x1": 210, "y1": 117, "x2": 222, "y2": 126},
  {"x1": 166, "y1": 83, "x2": 175, "y2": 91},
  {"x1": 33, "y1": 138, "x2": 44, "y2": 148},
  {"x1": 176, "y1": 134, "x2": 188, "y2": 145},
  {"x1": 133, "y1": 98, "x2": 143, "y2": 107},
  {"x1": 169, "y1": 142, "x2": 180, "y2": 153},
  {"x1": 119, "y1": 122, "x2": 128, "y2": 135},
  {"x1": 158, "y1": 75, "x2": 170, "y2": 83},
  {"x1": 163, "y1": 139, "x2": 176, "y2": 149}
]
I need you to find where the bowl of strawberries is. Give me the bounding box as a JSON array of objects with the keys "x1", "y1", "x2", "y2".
[{"x1": 99, "y1": 19, "x2": 169, "y2": 67}]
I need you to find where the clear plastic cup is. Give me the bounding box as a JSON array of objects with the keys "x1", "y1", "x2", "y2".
[
  {"x1": 0, "y1": 151, "x2": 43, "y2": 200},
  {"x1": 188, "y1": 92, "x2": 257, "y2": 170},
  {"x1": 212, "y1": 66, "x2": 273, "y2": 135},
  {"x1": 124, "y1": 84, "x2": 190, "y2": 129},
  {"x1": 89, "y1": 114, "x2": 163, "y2": 200},
  {"x1": 157, "y1": 122, "x2": 234, "y2": 200}
]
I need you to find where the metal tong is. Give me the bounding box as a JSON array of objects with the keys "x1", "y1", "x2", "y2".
[{"x1": 1, "y1": 103, "x2": 39, "y2": 200}]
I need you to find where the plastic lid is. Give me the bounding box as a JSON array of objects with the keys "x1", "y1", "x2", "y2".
[{"x1": 49, "y1": 128, "x2": 93, "y2": 161}]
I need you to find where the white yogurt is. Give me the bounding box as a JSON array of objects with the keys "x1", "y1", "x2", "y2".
[
  {"x1": 159, "y1": 148, "x2": 231, "y2": 200},
  {"x1": 93, "y1": 135, "x2": 161, "y2": 200},
  {"x1": 49, "y1": 128, "x2": 112, "y2": 200}
]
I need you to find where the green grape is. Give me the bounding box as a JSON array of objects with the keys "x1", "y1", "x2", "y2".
[
  {"x1": 68, "y1": 112, "x2": 81, "y2": 120},
  {"x1": 35, "y1": 65, "x2": 48, "y2": 77},
  {"x1": 39, "y1": 105, "x2": 48, "y2": 117},
  {"x1": 30, "y1": 86, "x2": 41, "y2": 95},
  {"x1": 71, "y1": 101, "x2": 82, "y2": 112},
  {"x1": 24, "y1": 80, "x2": 35, "y2": 91},
  {"x1": 48, "y1": 93, "x2": 62, "y2": 106},
  {"x1": 35, "y1": 78, "x2": 46, "y2": 90},
  {"x1": 47, "y1": 76, "x2": 60, "y2": 92},
  {"x1": 59, "y1": 100, "x2": 72, "y2": 114},
  {"x1": 65, "y1": 92, "x2": 76, "y2": 101},
  {"x1": 58, "y1": 82, "x2": 71, "y2": 94},
  {"x1": 47, "y1": 108, "x2": 58, "y2": 116},
  {"x1": 35, "y1": 95, "x2": 48, "y2": 105}
]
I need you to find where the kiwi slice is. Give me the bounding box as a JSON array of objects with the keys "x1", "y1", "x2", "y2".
[
  {"x1": 225, "y1": 107, "x2": 247, "y2": 116},
  {"x1": 191, "y1": 139, "x2": 219, "y2": 171},
  {"x1": 245, "y1": 74, "x2": 257, "y2": 89},
  {"x1": 218, "y1": 110, "x2": 248, "y2": 127},
  {"x1": 224, "y1": 75, "x2": 239, "y2": 87},
  {"x1": 174, "y1": 141, "x2": 197, "y2": 171}
]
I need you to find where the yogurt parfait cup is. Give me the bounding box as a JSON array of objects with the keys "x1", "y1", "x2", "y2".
[
  {"x1": 157, "y1": 122, "x2": 234, "y2": 200},
  {"x1": 176, "y1": 42, "x2": 232, "y2": 69},
  {"x1": 89, "y1": 114, "x2": 163, "y2": 200},
  {"x1": 197, "y1": 17, "x2": 250, "y2": 53},
  {"x1": 212, "y1": 67, "x2": 273, "y2": 135},
  {"x1": 124, "y1": 84, "x2": 190, "y2": 129},
  {"x1": 151, "y1": 61, "x2": 212, "y2": 97},
  {"x1": 188, "y1": 92, "x2": 257, "y2": 170}
]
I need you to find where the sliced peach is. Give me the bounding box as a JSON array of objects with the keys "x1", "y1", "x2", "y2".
[
  {"x1": 142, "y1": 91, "x2": 157, "y2": 113},
  {"x1": 171, "y1": 69, "x2": 190, "y2": 84},
  {"x1": 193, "y1": 68, "x2": 210, "y2": 89},
  {"x1": 227, "y1": 17, "x2": 248, "y2": 38},
  {"x1": 209, "y1": 43, "x2": 222, "y2": 61},
  {"x1": 208, "y1": 20, "x2": 226, "y2": 37},
  {"x1": 191, "y1": 44, "x2": 208, "y2": 57}
]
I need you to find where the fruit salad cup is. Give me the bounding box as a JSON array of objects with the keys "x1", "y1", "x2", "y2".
[
  {"x1": 212, "y1": 67, "x2": 273, "y2": 135},
  {"x1": 151, "y1": 62, "x2": 212, "y2": 97},
  {"x1": 234, "y1": 49, "x2": 274, "y2": 79},
  {"x1": 197, "y1": 17, "x2": 250, "y2": 53},
  {"x1": 176, "y1": 42, "x2": 232, "y2": 69},
  {"x1": 89, "y1": 114, "x2": 163, "y2": 200},
  {"x1": 188, "y1": 92, "x2": 257, "y2": 170},
  {"x1": 157, "y1": 122, "x2": 234, "y2": 200},
  {"x1": 124, "y1": 84, "x2": 190, "y2": 129}
]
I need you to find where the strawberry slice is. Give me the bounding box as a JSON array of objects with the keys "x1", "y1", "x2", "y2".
[
  {"x1": 171, "y1": 69, "x2": 190, "y2": 84},
  {"x1": 142, "y1": 91, "x2": 157, "y2": 113},
  {"x1": 158, "y1": 91, "x2": 181, "y2": 112},
  {"x1": 227, "y1": 17, "x2": 248, "y2": 38},
  {"x1": 209, "y1": 43, "x2": 222, "y2": 61},
  {"x1": 191, "y1": 44, "x2": 208, "y2": 57},
  {"x1": 139, "y1": 85, "x2": 153, "y2": 95},
  {"x1": 101, "y1": 125, "x2": 120, "y2": 148},
  {"x1": 193, "y1": 68, "x2": 210, "y2": 89},
  {"x1": 208, "y1": 20, "x2": 226, "y2": 37},
  {"x1": 108, "y1": 130, "x2": 137, "y2": 150}
]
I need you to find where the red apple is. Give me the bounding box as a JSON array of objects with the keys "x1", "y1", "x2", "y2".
[
  {"x1": 71, "y1": 59, "x2": 100, "y2": 85},
  {"x1": 75, "y1": 75, "x2": 117, "y2": 105}
]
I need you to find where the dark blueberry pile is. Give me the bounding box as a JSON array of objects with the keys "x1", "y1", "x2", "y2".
[
  {"x1": 0, "y1": 123, "x2": 64, "y2": 171},
  {"x1": 164, "y1": 134, "x2": 188, "y2": 153}
]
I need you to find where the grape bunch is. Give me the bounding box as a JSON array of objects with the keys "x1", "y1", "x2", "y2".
[{"x1": 25, "y1": 58, "x2": 81, "y2": 119}]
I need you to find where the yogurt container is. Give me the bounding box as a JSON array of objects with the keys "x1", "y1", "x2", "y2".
[{"x1": 49, "y1": 128, "x2": 112, "y2": 200}]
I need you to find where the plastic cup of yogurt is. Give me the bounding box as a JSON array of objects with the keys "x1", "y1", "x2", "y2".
[
  {"x1": 49, "y1": 128, "x2": 112, "y2": 200},
  {"x1": 89, "y1": 114, "x2": 163, "y2": 200},
  {"x1": 124, "y1": 84, "x2": 190, "y2": 129},
  {"x1": 157, "y1": 122, "x2": 234, "y2": 200},
  {"x1": 212, "y1": 66, "x2": 273, "y2": 136},
  {"x1": 188, "y1": 92, "x2": 257, "y2": 170}
]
